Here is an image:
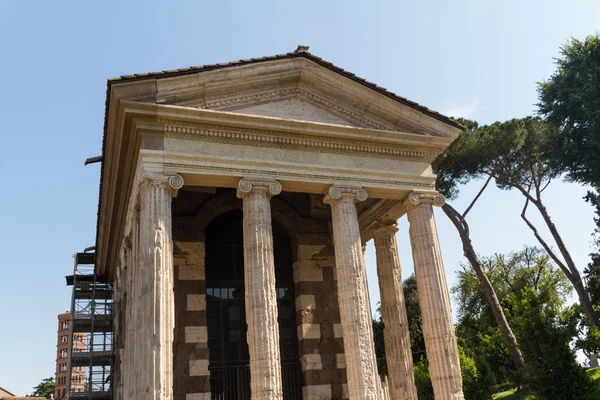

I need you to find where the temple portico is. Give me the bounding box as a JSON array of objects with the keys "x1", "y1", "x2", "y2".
[{"x1": 99, "y1": 47, "x2": 465, "y2": 399}]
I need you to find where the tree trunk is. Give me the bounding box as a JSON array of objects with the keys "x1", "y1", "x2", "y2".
[
  {"x1": 534, "y1": 201, "x2": 600, "y2": 329},
  {"x1": 442, "y1": 203, "x2": 527, "y2": 372}
]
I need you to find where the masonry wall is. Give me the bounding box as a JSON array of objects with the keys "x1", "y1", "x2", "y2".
[
  {"x1": 173, "y1": 240, "x2": 210, "y2": 400},
  {"x1": 170, "y1": 191, "x2": 348, "y2": 400},
  {"x1": 294, "y1": 232, "x2": 348, "y2": 400}
]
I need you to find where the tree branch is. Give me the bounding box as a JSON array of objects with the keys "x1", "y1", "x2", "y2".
[
  {"x1": 521, "y1": 198, "x2": 574, "y2": 282},
  {"x1": 461, "y1": 175, "x2": 493, "y2": 221}
]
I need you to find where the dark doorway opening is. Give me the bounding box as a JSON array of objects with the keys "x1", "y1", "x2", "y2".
[{"x1": 205, "y1": 210, "x2": 302, "y2": 400}]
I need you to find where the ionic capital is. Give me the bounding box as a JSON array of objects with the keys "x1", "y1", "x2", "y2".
[
  {"x1": 372, "y1": 221, "x2": 399, "y2": 237},
  {"x1": 139, "y1": 172, "x2": 184, "y2": 197},
  {"x1": 403, "y1": 191, "x2": 445, "y2": 210},
  {"x1": 236, "y1": 178, "x2": 282, "y2": 198},
  {"x1": 323, "y1": 185, "x2": 368, "y2": 205}
]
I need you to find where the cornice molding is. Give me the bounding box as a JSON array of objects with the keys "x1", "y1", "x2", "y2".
[{"x1": 160, "y1": 118, "x2": 439, "y2": 162}]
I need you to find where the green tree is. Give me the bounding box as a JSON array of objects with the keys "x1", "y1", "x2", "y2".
[
  {"x1": 453, "y1": 246, "x2": 599, "y2": 399},
  {"x1": 451, "y1": 117, "x2": 600, "y2": 329},
  {"x1": 30, "y1": 377, "x2": 55, "y2": 398},
  {"x1": 537, "y1": 34, "x2": 600, "y2": 188},
  {"x1": 433, "y1": 118, "x2": 526, "y2": 373}
]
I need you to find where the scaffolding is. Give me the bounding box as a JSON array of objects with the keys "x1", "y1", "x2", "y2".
[{"x1": 65, "y1": 251, "x2": 113, "y2": 400}]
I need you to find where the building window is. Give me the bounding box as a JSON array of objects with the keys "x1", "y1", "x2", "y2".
[
  {"x1": 60, "y1": 363, "x2": 67, "y2": 372},
  {"x1": 61, "y1": 349, "x2": 68, "y2": 358},
  {"x1": 62, "y1": 321, "x2": 68, "y2": 329},
  {"x1": 61, "y1": 335, "x2": 68, "y2": 343}
]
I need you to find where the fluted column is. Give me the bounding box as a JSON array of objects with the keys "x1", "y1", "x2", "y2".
[
  {"x1": 131, "y1": 172, "x2": 182, "y2": 400},
  {"x1": 404, "y1": 192, "x2": 464, "y2": 400},
  {"x1": 324, "y1": 186, "x2": 379, "y2": 400},
  {"x1": 237, "y1": 178, "x2": 284, "y2": 400},
  {"x1": 373, "y1": 222, "x2": 417, "y2": 400}
]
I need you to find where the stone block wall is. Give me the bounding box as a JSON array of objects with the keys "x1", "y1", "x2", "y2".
[
  {"x1": 294, "y1": 233, "x2": 348, "y2": 400},
  {"x1": 173, "y1": 241, "x2": 211, "y2": 400}
]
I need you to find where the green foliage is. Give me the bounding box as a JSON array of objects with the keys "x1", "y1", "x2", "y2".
[
  {"x1": 413, "y1": 357, "x2": 434, "y2": 400},
  {"x1": 432, "y1": 118, "x2": 481, "y2": 199},
  {"x1": 513, "y1": 287, "x2": 597, "y2": 400},
  {"x1": 453, "y1": 246, "x2": 600, "y2": 399},
  {"x1": 372, "y1": 311, "x2": 387, "y2": 376},
  {"x1": 404, "y1": 274, "x2": 426, "y2": 364},
  {"x1": 538, "y1": 34, "x2": 600, "y2": 188},
  {"x1": 30, "y1": 377, "x2": 55, "y2": 398}
]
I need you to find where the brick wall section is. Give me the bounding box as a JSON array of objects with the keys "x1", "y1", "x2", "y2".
[
  {"x1": 173, "y1": 241, "x2": 211, "y2": 400},
  {"x1": 294, "y1": 233, "x2": 348, "y2": 400}
]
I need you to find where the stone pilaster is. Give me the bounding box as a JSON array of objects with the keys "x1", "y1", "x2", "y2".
[
  {"x1": 404, "y1": 192, "x2": 464, "y2": 400},
  {"x1": 323, "y1": 185, "x2": 379, "y2": 400},
  {"x1": 236, "y1": 178, "x2": 284, "y2": 400},
  {"x1": 128, "y1": 172, "x2": 182, "y2": 400},
  {"x1": 373, "y1": 222, "x2": 418, "y2": 400}
]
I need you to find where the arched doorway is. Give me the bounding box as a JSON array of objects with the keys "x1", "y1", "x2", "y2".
[{"x1": 205, "y1": 210, "x2": 302, "y2": 399}]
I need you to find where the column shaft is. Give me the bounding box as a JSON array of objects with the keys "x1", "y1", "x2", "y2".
[
  {"x1": 374, "y1": 225, "x2": 418, "y2": 400},
  {"x1": 406, "y1": 194, "x2": 464, "y2": 400},
  {"x1": 133, "y1": 175, "x2": 175, "y2": 400},
  {"x1": 325, "y1": 187, "x2": 379, "y2": 400},
  {"x1": 238, "y1": 179, "x2": 283, "y2": 400}
]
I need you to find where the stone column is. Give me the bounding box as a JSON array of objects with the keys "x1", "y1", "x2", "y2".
[
  {"x1": 373, "y1": 222, "x2": 418, "y2": 400},
  {"x1": 404, "y1": 192, "x2": 464, "y2": 400},
  {"x1": 131, "y1": 172, "x2": 182, "y2": 400},
  {"x1": 237, "y1": 178, "x2": 284, "y2": 400},
  {"x1": 323, "y1": 186, "x2": 379, "y2": 400}
]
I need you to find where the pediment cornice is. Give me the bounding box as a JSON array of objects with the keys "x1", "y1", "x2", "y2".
[{"x1": 112, "y1": 58, "x2": 463, "y2": 139}]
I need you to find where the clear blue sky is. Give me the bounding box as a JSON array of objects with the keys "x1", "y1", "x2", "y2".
[{"x1": 0, "y1": 0, "x2": 598, "y2": 395}]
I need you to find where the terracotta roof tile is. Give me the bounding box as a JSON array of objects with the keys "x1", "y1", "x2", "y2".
[{"x1": 104, "y1": 47, "x2": 461, "y2": 131}]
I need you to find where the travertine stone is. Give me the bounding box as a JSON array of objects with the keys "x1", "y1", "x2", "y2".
[
  {"x1": 185, "y1": 327, "x2": 208, "y2": 344},
  {"x1": 188, "y1": 360, "x2": 209, "y2": 376},
  {"x1": 185, "y1": 394, "x2": 210, "y2": 400},
  {"x1": 295, "y1": 294, "x2": 316, "y2": 312},
  {"x1": 336, "y1": 353, "x2": 346, "y2": 369},
  {"x1": 405, "y1": 192, "x2": 464, "y2": 400},
  {"x1": 135, "y1": 172, "x2": 177, "y2": 400},
  {"x1": 292, "y1": 260, "x2": 324, "y2": 283},
  {"x1": 186, "y1": 295, "x2": 206, "y2": 311},
  {"x1": 333, "y1": 323, "x2": 343, "y2": 338},
  {"x1": 373, "y1": 222, "x2": 418, "y2": 400},
  {"x1": 302, "y1": 385, "x2": 332, "y2": 400},
  {"x1": 301, "y1": 354, "x2": 323, "y2": 371},
  {"x1": 298, "y1": 324, "x2": 321, "y2": 340},
  {"x1": 236, "y1": 178, "x2": 284, "y2": 400},
  {"x1": 323, "y1": 185, "x2": 379, "y2": 400}
]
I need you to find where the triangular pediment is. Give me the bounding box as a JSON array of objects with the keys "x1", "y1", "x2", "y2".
[
  {"x1": 113, "y1": 53, "x2": 463, "y2": 138},
  {"x1": 233, "y1": 97, "x2": 358, "y2": 127}
]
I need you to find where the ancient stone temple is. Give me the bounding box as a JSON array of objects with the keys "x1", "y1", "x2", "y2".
[{"x1": 99, "y1": 46, "x2": 465, "y2": 400}]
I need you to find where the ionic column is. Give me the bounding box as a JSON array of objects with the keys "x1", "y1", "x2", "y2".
[
  {"x1": 237, "y1": 178, "x2": 283, "y2": 400},
  {"x1": 373, "y1": 222, "x2": 417, "y2": 400},
  {"x1": 323, "y1": 186, "x2": 379, "y2": 400},
  {"x1": 133, "y1": 173, "x2": 183, "y2": 400},
  {"x1": 404, "y1": 192, "x2": 464, "y2": 400}
]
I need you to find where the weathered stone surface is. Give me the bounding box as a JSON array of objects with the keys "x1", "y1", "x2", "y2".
[
  {"x1": 406, "y1": 193, "x2": 464, "y2": 400},
  {"x1": 298, "y1": 324, "x2": 321, "y2": 340},
  {"x1": 302, "y1": 384, "x2": 332, "y2": 400},
  {"x1": 130, "y1": 173, "x2": 175, "y2": 400},
  {"x1": 186, "y1": 294, "x2": 206, "y2": 311},
  {"x1": 300, "y1": 354, "x2": 323, "y2": 371},
  {"x1": 185, "y1": 394, "x2": 210, "y2": 400},
  {"x1": 185, "y1": 327, "x2": 208, "y2": 344},
  {"x1": 374, "y1": 223, "x2": 418, "y2": 400},
  {"x1": 293, "y1": 260, "x2": 324, "y2": 283},
  {"x1": 237, "y1": 178, "x2": 283, "y2": 400},
  {"x1": 324, "y1": 186, "x2": 379, "y2": 400},
  {"x1": 188, "y1": 360, "x2": 209, "y2": 377}
]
